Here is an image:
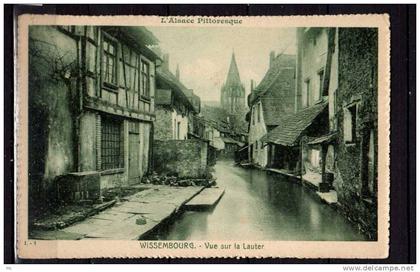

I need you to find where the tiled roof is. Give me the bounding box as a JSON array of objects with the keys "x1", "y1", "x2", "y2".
[
  {"x1": 103, "y1": 27, "x2": 161, "y2": 61},
  {"x1": 261, "y1": 97, "x2": 294, "y2": 126},
  {"x1": 201, "y1": 105, "x2": 229, "y2": 124},
  {"x1": 221, "y1": 137, "x2": 244, "y2": 146},
  {"x1": 103, "y1": 26, "x2": 159, "y2": 46},
  {"x1": 261, "y1": 100, "x2": 328, "y2": 146},
  {"x1": 201, "y1": 105, "x2": 249, "y2": 135},
  {"x1": 249, "y1": 54, "x2": 295, "y2": 104},
  {"x1": 155, "y1": 88, "x2": 172, "y2": 105},
  {"x1": 307, "y1": 132, "x2": 337, "y2": 145},
  {"x1": 248, "y1": 54, "x2": 296, "y2": 126},
  {"x1": 156, "y1": 67, "x2": 196, "y2": 112}
]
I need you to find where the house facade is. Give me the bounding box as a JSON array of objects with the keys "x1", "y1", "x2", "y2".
[
  {"x1": 29, "y1": 26, "x2": 160, "y2": 209},
  {"x1": 152, "y1": 56, "x2": 216, "y2": 179},
  {"x1": 247, "y1": 53, "x2": 296, "y2": 168},
  {"x1": 329, "y1": 28, "x2": 378, "y2": 239},
  {"x1": 155, "y1": 55, "x2": 199, "y2": 141},
  {"x1": 290, "y1": 27, "x2": 378, "y2": 239},
  {"x1": 260, "y1": 28, "x2": 330, "y2": 180},
  {"x1": 295, "y1": 27, "x2": 332, "y2": 186},
  {"x1": 201, "y1": 104, "x2": 246, "y2": 158},
  {"x1": 202, "y1": 119, "x2": 225, "y2": 151}
]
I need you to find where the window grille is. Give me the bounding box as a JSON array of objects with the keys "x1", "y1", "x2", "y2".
[{"x1": 101, "y1": 117, "x2": 123, "y2": 170}]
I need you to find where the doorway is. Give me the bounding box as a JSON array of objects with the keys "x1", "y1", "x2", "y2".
[{"x1": 128, "y1": 122, "x2": 141, "y2": 184}]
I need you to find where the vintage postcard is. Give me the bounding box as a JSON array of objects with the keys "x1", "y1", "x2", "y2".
[{"x1": 16, "y1": 14, "x2": 390, "y2": 259}]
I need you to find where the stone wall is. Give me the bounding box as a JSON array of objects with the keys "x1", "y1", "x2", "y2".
[
  {"x1": 153, "y1": 139, "x2": 208, "y2": 178},
  {"x1": 155, "y1": 106, "x2": 189, "y2": 140},
  {"x1": 154, "y1": 107, "x2": 173, "y2": 140},
  {"x1": 28, "y1": 26, "x2": 79, "y2": 209},
  {"x1": 334, "y1": 28, "x2": 378, "y2": 240}
]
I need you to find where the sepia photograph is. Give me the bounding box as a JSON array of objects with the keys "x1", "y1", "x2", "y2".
[{"x1": 15, "y1": 14, "x2": 390, "y2": 259}]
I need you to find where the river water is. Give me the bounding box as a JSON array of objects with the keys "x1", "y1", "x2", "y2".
[{"x1": 148, "y1": 159, "x2": 366, "y2": 241}]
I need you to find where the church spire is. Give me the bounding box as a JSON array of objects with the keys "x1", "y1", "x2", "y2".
[
  {"x1": 225, "y1": 51, "x2": 241, "y2": 86},
  {"x1": 220, "y1": 51, "x2": 245, "y2": 114}
]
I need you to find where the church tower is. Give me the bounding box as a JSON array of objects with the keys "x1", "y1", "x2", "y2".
[{"x1": 220, "y1": 52, "x2": 246, "y2": 114}]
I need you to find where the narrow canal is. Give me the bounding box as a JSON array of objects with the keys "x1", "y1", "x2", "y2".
[{"x1": 149, "y1": 159, "x2": 366, "y2": 241}]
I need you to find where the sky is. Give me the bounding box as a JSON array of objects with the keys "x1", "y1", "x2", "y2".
[{"x1": 148, "y1": 26, "x2": 296, "y2": 102}]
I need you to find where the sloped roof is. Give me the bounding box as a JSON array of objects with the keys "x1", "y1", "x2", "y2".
[
  {"x1": 102, "y1": 26, "x2": 161, "y2": 61},
  {"x1": 249, "y1": 54, "x2": 296, "y2": 104},
  {"x1": 248, "y1": 54, "x2": 296, "y2": 126},
  {"x1": 260, "y1": 98, "x2": 294, "y2": 126},
  {"x1": 201, "y1": 105, "x2": 229, "y2": 124},
  {"x1": 156, "y1": 67, "x2": 196, "y2": 112},
  {"x1": 103, "y1": 26, "x2": 159, "y2": 46},
  {"x1": 155, "y1": 88, "x2": 172, "y2": 105},
  {"x1": 201, "y1": 115, "x2": 230, "y2": 134},
  {"x1": 221, "y1": 137, "x2": 245, "y2": 146},
  {"x1": 261, "y1": 100, "x2": 328, "y2": 146},
  {"x1": 307, "y1": 132, "x2": 337, "y2": 145},
  {"x1": 225, "y1": 53, "x2": 242, "y2": 87},
  {"x1": 201, "y1": 105, "x2": 249, "y2": 135}
]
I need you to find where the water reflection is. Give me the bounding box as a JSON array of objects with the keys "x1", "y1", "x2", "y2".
[{"x1": 147, "y1": 160, "x2": 366, "y2": 241}]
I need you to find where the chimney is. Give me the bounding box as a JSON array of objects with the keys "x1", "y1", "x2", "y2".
[
  {"x1": 269, "y1": 51, "x2": 276, "y2": 68},
  {"x1": 163, "y1": 53, "x2": 169, "y2": 70},
  {"x1": 250, "y1": 79, "x2": 254, "y2": 92},
  {"x1": 176, "y1": 64, "x2": 180, "y2": 80}
]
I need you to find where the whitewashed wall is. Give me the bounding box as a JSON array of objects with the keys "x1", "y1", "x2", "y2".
[{"x1": 248, "y1": 101, "x2": 268, "y2": 167}]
